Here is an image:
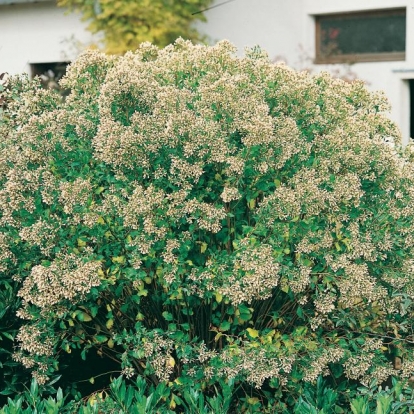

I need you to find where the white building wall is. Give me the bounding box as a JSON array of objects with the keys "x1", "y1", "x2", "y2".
[
  {"x1": 199, "y1": 0, "x2": 305, "y2": 64},
  {"x1": 0, "y1": 1, "x2": 96, "y2": 75}
]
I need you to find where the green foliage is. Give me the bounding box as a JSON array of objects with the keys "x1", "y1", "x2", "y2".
[
  {"x1": 1, "y1": 40, "x2": 414, "y2": 410},
  {"x1": 0, "y1": 378, "x2": 65, "y2": 414},
  {"x1": 57, "y1": 0, "x2": 214, "y2": 54},
  {"x1": 0, "y1": 375, "x2": 233, "y2": 413},
  {"x1": 349, "y1": 378, "x2": 414, "y2": 414},
  {"x1": 0, "y1": 277, "x2": 23, "y2": 403},
  {"x1": 1, "y1": 376, "x2": 413, "y2": 413},
  {"x1": 294, "y1": 377, "x2": 342, "y2": 413}
]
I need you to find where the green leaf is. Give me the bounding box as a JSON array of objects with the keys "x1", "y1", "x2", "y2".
[
  {"x1": 90, "y1": 305, "x2": 99, "y2": 318},
  {"x1": 1, "y1": 332, "x2": 14, "y2": 341},
  {"x1": 162, "y1": 311, "x2": 174, "y2": 321},
  {"x1": 219, "y1": 321, "x2": 231, "y2": 332},
  {"x1": 376, "y1": 394, "x2": 392, "y2": 414},
  {"x1": 95, "y1": 186, "x2": 105, "y2": 194},
  {"x1": 77, "y1": 312, "x2": 92, "y2": 322},
  {"x1": 93, "y1": 335, "x2": 108, "y2": 344}
]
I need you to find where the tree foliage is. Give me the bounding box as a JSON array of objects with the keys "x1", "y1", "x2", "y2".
[
  {"x1": 57, "y1": 0, "x2": 214, "y2": 54},
  {"x1": 1, "y1": 40, "x2": 414, "y2": 411}
]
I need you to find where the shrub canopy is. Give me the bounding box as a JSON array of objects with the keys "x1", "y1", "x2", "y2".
[{"x1": 1, "y1": 39, "x2": 414, "y2": 410}]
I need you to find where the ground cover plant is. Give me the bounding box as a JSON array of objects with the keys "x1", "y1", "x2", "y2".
[{"x1": 1, "y1": 39, "x2": 414, "y2": 412}]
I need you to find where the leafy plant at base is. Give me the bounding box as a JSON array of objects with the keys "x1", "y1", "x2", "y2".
[
  {"x1": 348, "y1": 377, "x2": 414, "y2": 414},
  {"x1": 1, "y1": 39, "x2": 414, "y2": 411},
  {"x1": 1, "y1": 376, "x2": 413, "y2": 413}
]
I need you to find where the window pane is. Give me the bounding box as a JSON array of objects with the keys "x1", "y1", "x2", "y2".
[{"x1": 318, "y1": 9, "x2": 406, "y2": 59}]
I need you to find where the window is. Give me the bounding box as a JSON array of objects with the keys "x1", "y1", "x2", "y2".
[
  {"x1": 315, "y1": 8, "x2": 406, "y2": 64},
  {"x1": 30, "y1": 62, "x2": 69, "y2": 90}
]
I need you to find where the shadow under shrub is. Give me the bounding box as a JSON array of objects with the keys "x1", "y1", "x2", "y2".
[{"x1": 1, "y1": 39, "x2": 414, "y2": 411}]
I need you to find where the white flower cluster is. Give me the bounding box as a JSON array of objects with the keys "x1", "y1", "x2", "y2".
[{"x1": 17, "y1": 253, "x2": 102, "y2": 310}]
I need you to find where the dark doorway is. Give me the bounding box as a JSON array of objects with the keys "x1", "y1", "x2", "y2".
[
  {"x1": 409, "y1": 79, "x2": 414, "y2": 139},
  {"x1": 30, "y1": 61, "x2": 70, "y2": 90}
]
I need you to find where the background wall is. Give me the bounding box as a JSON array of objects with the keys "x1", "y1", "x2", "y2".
[
  {"x1": 199, "y1": 0, "x2": 304, "y2": 64},
  {"x1": 0, "y1": 0, "x2": 96, "y2": 75}
]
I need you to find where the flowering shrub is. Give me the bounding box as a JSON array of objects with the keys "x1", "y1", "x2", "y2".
[{"x1": 1, "y1": 39, "x2": 414, "y2": 410}]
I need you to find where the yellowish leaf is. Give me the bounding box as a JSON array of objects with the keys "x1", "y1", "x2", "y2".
[
  {"x1": 246, "y1": 328, "x2": 259, "y2": 338},
  {"x1": 168, "y1": 356, "x2": 175, "y2": 368},
  {"x1": 112, "y1": 256, "x2": 125, "y2": 264},
  {"x1": 214, "y1": 332, "x2": 223, "y2": 342},
  {"x1": 81, "y1": 312, "x2": 92, "y2": 322}
]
